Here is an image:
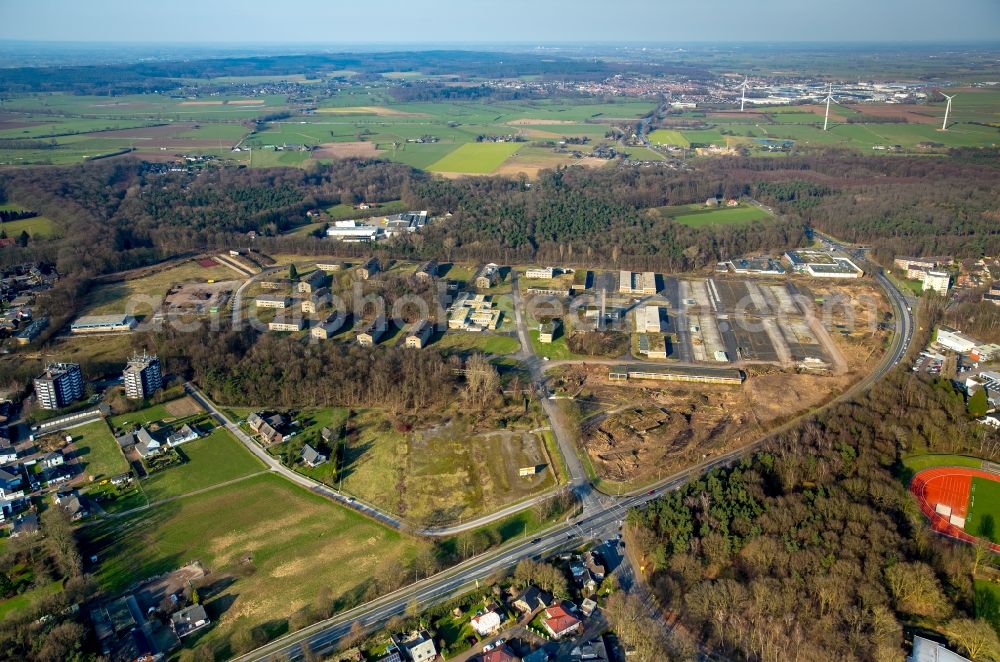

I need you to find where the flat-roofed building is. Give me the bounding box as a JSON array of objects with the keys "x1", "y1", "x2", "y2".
[
  {"x1": 259, "y1": 278, "x2": 293, "y2": 291},
  {"x1": 894, "y1": 256, "x2": 952, "y2": 280},
  {"x1": 609, "y1": 363, "x2": 743, "y2": 385},
  {"x1": 255, "y1": 294, "x2": 290, "y2": 309},
  {"x1": 539, "y1": 322, "x2": 556, "y2": 343},
  {"x1": 70, "y1": 314, "x2": 136, "y2": 334},
  {"x1": 269, "y1": 319, "x2": 304, "y2": 332},
  {"x1": 123, "y1": 352, "x2": 162, "y2": 400},
  {"x1": 311, "y1": 314, "x2": 343, "y2": 340},
  {"x1": 326, "y1": 225, "x2": 383, "y2": 242},
  {"x1": 923, "y1": 270, "x2": 950, "y2": 295},
  {"x1": 936, "y1": 325, "x2": 979, "y2": 354},
  {"x1": 805, "y1": 258, "x2": 862, "y2": 278},
  {"x1": 638, "y1": 334, "x2": 667, "y2": 359},
  {"x1": 316, "y1": 262, "x2": 342, "y2": 272},
  {"x1": 405, "y1": 320, "x2": 432, "y2": 348},
  {"x1": 14, "y1": 316, "x2": 47, "y2": 345},
  {"x1": 526, "y1": 266, "x2": 555, "y2": 280},
  {"x1": 637, "y1": 305, "x2": 662, "y2": 333},
  {"x1": 34, "y1": 362, "x2": 84, "y2": 410},
  {"x1": 618, "y1": 270, "x2": 657, "y2": 295},
  {"x1": 357, "y1": 317, "x2": 386, "y2": 347}
]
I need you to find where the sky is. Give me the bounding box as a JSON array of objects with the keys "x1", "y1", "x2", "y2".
[{"x1": 1, "y1": 0, "x2": 999, "y2": 44}]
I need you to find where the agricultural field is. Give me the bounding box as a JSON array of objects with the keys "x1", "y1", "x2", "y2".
[
  {"x1": 141, "y1": 428, "x2": 265, "y2": 502},
  {"x1": 427, "y1": 142, "x2": 522, "y2": 174},
  {"x1": 647, "y1": 129, "x2": 690, "y2": 147},
  {"x1": 80, "y1": 473, "x2": 427, "y2": 655},
  {"x1": 338, "y1": 411, "x2": 556, "y2": 525}
]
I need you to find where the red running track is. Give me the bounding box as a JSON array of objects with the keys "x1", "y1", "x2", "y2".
[{"x1": 910, "y1": 466, "x2": 1000, "y2": 552}]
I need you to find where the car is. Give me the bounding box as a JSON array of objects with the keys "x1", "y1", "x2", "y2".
[
  {"x1": 531, "y1": 538, "x2": 541, "y2": 544},
  {"x1": 647, "y1": 490, "x2": 655, "y2": 495},
  {"x1": 483, "y1": 643, "x2": 495, "y2": 653},
  {"x1": 346, "y1": 497, "x2": 356, "y2": 502}
]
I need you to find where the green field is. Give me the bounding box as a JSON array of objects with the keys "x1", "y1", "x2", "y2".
[
  {"x1": 647, "y1": 129, "x2": 690, "y2": 147},
  {"x1": 70, "y1": 419, "x2": 130, "y2": 481},
  {"x1": 434, "y1": 332, "x2": 521, "y2": 356},
  {"x1": 80, "y1": 473, "x2": 427, "y2": 654},
  {"x1": 141, "y1": 428, "x2": 265, "y2": 501},
  {"x1": 968, "y1": 477, "x2": 1000, "y2": 544},
  {"x1": 0, "y1": 578, "x2": 63, "y2": 621},
  {"x1": 901, "y1": 453, "x2": 984, "y2": 474},
  {"x1": 427, "y1": 142, "x2": 522, "y2": 173},
  {"x1": 659, "y1": 203, "x2": 772, "y2": 227}
]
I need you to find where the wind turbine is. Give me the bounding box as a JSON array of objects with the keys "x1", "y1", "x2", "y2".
[
  {"x1": 940, "y1": 92, "x2": 956, "y2": 131},
  {"x1": 739, "y1": 76, "x2": 751, "y2": 112},
  {"x1": 822, "y1": 84, "x2": 838, "y2": 131}
]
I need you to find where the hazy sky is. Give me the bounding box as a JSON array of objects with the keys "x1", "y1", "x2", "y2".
[{"x1": 1, "y1": 0, "x2": 998, "y2": 44}]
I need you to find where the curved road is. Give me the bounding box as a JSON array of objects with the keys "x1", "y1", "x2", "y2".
[{"x1": 234, "y1": 242, "x2": 915, "y2": 661}]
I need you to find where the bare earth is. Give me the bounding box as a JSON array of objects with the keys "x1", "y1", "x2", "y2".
[{"x1": 312, "y1": 141, "x2": 381, "y2": 158}]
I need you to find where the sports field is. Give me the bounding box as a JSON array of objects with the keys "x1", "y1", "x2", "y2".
[
  {"x1": 427, "y1": 142, "x2": 522, "y2": 174},
  {"x1": 968, "y1": 477, "x2": 1000, "y2": 543},
  {"x1": 658, "y1": 203, "x2": 772, "y2": 227}
]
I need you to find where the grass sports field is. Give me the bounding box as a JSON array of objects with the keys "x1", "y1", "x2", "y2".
[
  {"x1": 80, "y1": 473, "x2": 427, "y2": 655},
  {"x1": 647, "y1": 129, "x2": 690, "y2": 147},
  {"x1": 657, "y1": 203, "x2": 772, "y2": 227},
  {"x1": 968, "y1": 477, "x2": 1000, "y2": 543}
]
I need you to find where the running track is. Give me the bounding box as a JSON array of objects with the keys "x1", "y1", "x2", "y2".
[{"x1": 910, "y1": 466, "x2": 1000, "y2": 552}]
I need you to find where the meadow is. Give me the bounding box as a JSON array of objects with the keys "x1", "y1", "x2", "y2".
[
  {"x1": 427, "y1": 142, "x2": 522, "y2": 174},
  {"x1": 70, "y1": 419, "x2": 130, "y2": 481},
  {"x1": 80, "y1": 473, "x2": 427, "y2": 655},
  {"x1": 657, "y1": 203, "x2": 772, "y2": 227}
]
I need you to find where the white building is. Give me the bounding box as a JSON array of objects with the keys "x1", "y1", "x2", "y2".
[
  {"x1": 326, "y1": 226, "x2": 383, "y2": 242},
  {"x1": 922, "y1": 270, "x2": 950, "y2": 295},
  {"x1": 937, "y1": 326, "x2": 979, "y2": 354},
  {"x1": 526, "y1": 266, "x2": 555, "y2": 280},
  {"x1": 637, "y1": 305, "x2": 662, "y2": 333}
]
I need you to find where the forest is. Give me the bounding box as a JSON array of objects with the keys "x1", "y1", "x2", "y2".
[{"x1": 627, "y1": 301, "x2": 1000, "y2": 661}]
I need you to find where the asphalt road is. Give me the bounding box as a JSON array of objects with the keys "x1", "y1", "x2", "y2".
[{"x1": 231, "y1": 238, "x2": 914, "y2": 661}]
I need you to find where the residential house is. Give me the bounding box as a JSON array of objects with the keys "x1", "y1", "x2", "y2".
[
  {"x1": 0, "y1": 468, "x2": 23, "y2": 499},
  {"x1": 579, "y1": 598, "x2": 598, "y2": 618},
  {"x1": 0, "y1": 436, "x2": 17, "y2": 465},
  {"x1": 54, "y1": 489, "x2": 88, "y2": 521},
  {"x1": 522, "y1": 650, "x2": 548, "y2": 662},
  {"x1": 134, "y1": 428, "x2": 162, "y2": 459},
  {"x1": 11, "y1": 512, "x2": 39, "y2": 538},
  {"x1": 584, "y1": 551, "x2": 605, "y2": 581},
  {"x1": 415, "y1": 260, "x2": 438, "y2": 280},
  {"x1": 470, "y1": 605, "x2": 504, "y2": 637},
  {"x1": 39, "y1": 451, "x2": 64, "y2": 469},
  {"x1": 170, "y1": 604, "x2": 211, "y2": 637},
  {"x1": 984, "y1": 282, "x2": 1000, "y2": 306},
  {"x1": 311, "y1": 314, "x2": 344, "y2": 340},
  {"x1": 301, "y1": 287, "x2": 330, "y2": 314},
  {"x1": 255, "y1": 294, "x2": 290, "y2": 309},
  {"x1": 405, "y1": 319, "x2": 432, "y2": 349},
  {"x1": 569, "y1": 637, "x2": 610, "y2": 662},
  {"x1": 542, "y1": 605, "x2": 581, "y2": 640},
  {"x1": 248, "y1": 412, "x2": 287, "y2": 445},
  {"x1": 475, "y1": 263, "x2": 500, "y2": 289},
  {"x1": 512, "y1": 586, "x2": 551, "y2": 614},
  {"x1": 390, "y1": 630, "x2": 437, "y2": 662},
  {"x1": 297, "y1": 269, "x2": 327, "y2": 294},
  {"x1": 110, "y1": 473, "x2": 131, "y2": 487},
  {"x1": 376, "y1": 653, "x2": 403, "y2": 662},
  {"x1": 908, "y1": 636, "x2": 971, "y2": 662},
  {"x1": 357, "y1": 316, "x2": 386, "y2": 347},
  {"x1": 355, "y1": 257, "x2": 381, "y2": 280},
  {"x1": 43, "y1": 465, "x2": 72, "y2": 486},
  {"x1": 482, "y1": 645, "x2": 520, "y2": 662},
  {"x1": 166, "y1": 424, "x2": 199, "y2": 447},
  {"x1": 301, "y1": 444, "x2": 327, "y2": 468}
]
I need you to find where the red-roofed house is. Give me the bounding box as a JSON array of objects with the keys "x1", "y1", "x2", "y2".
[
  {"x1": 542, "y1": 605, "x2": 581, "y2": 640},
  {"x1": 481, "y1": 644, "x2": 520, "y2": 662}
]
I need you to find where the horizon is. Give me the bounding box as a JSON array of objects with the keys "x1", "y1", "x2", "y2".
[{"x1": 2, "y1": 0, "x2": 999, "y2": 45}]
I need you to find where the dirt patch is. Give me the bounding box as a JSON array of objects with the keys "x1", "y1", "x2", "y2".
[
  {"x1": 312, "y1": 141, "x2": 380, "y2": 158},
  {"x1": 845, "y1": 103, "x2": 940, "y2": 125},
  {"x1": 179, "y1": 101, "x2": 225, "y2": 106},
  {"x1": 316, "y1": 106, "x2": 430, "y2": 118},
  {"x1": 164, "y1": 396, "x2": 203, "y2": 418},
  {"x1": 162, "y1": 280, "x2": 239, "y2": 316},
  {"x1": 198, "y1": 258, "x2": 219, "y2": 268},
  {"x1": 508, "y1": 119, "x2": 581, "y2": 126},
  {"x1": 228, "y1": 100, "x2": 265, "y2": 106}
]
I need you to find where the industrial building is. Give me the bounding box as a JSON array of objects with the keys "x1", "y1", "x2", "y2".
[
  {"x1": 384, "y1": 210, "x2": 429, "y2": 236},
  {"x1": 618, "y1": 270, "x2": 657, "y2": 295},
  {"x1": 325, "y1": 225, "x2": 383, "y2": 242},
  {"x1": 609, "y1": 364, "x2": 743, "y2": 385},
  {"x1": 637, "y1": 305, "x2": 662, "y2": 333},
  {"x1": 34, "y1": 362, "x2": 84, "y2": 410},
  {"x1": 255, "y1": 295, "x2": 290, "y2": 309},
  {"x1": 123, "y1": 353, "x2": 162, "y2": 400},
  {"x1": 785, "y1": 250, "x2": 862, "y2": 278},
  {"x1": 70, "y1": 314, "x2": 137, "y2": 334},
  {"x1": 936, "y1": 326, "x2": 980, "y2": 354},
  {"x1": 922, "y1": 270, "x2": 950, "y2": 295}
]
